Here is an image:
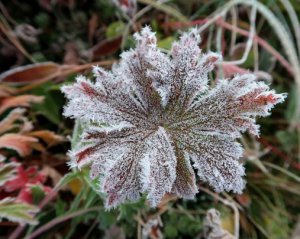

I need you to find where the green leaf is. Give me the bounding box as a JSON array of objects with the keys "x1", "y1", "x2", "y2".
[
  {"x1": 34, "y1": 13, "x2": 50, "y2": 28},
  {"x1": 0, "y1": 198, "x2": 39, "y2": 225},
  {"x1": 118, "y1": 196, "x2": 147, "y2": 221},
  {"x1": 55, "y1": 199, "x2": 67, "y2": 217},
  {"x1": 106, "y1": 21, "x2": 126, "y2": 39},
  {"x1": 164, "y1": 224, "x2": 178, "y2": 238},
  {"x1": 30, "y1": 82, "x2": 65, "y2": 125},
  {"x1": 158, "y1": 36, "x2": 176, "y2": 50},
  {"x1": 31, "y1": 185, "x2": 46, "y2": 205},
  {"x1": 98, "y1": 209, "x2": 116, "y2": 229},
  {"x1": 164, "y1": 211, "x2": 202, "y2": 237},
  {"x1": 0, "y1": 161, "x2": 18, "y2": 186},
  {"x1": 177, "y1": 215, "x2": 201, "y2": 234},
  {"x1": 94, "y1": 0, "x2": 117, "y2": 20}
]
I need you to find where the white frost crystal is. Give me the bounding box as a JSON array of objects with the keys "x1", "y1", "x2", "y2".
[{"x1": 62, "y1": 26, "x2": 286, "y2": 208}]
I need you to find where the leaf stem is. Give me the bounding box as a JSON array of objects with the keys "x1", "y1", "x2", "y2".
[{"x1": 25, "y1": 207, "x2": 101, "y2": 239}]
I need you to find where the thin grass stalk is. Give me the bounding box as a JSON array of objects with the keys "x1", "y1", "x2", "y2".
[
  {"x1": 216, "y1": 21, "x2": 224, "y2": 78},
  {"x1": 262, "y1": 161, "x2": 300, "y2": 183},
  {"x1": 198, "y1": 0, "x2": 300, "y2": 88},
  {"x1": 229, "y1": 6, "x2": 238, "y2": 56},
  {"x1": 279, "y1": 0, "x2": 300, "y2": 57},
  {"x1": 223, "y1": 0, "x2": 257, "y2": 65},
  {"x1": 197, "y1": 0, "x2": 300, "y2": 158},
  {"x1": 137, "y1": 0, "x2": 188, "y2": 23}
]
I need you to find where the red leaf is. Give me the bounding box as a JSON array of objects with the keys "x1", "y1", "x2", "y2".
[
  {"x1": 17, "y1": 185, "x2": 52, "y2": 204},
  {"x1": 0, "y1": 62, "x2": 60, "y2": 84},
  {"x1": 90, "y1": 37, "x2": 122, "y2": 59},
  {"x1": 4, "y1": 165, "x2": 46, "y2": 192}
]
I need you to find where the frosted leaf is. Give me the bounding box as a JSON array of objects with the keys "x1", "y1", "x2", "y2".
[
  {"x1": 184, "y1": 134, "x2": 245, "y2": 193},
  {"x1": 62, "y1": 27, "x2": 286, "y2": 208},
  {"x1": 114, "y1": 26, "x2": 172, "y2": 108},
  {"x1": 171, "y1": 151, "x2": 198, "y2": 199},
  {"x1": 144, "y1": 127, "x2": 176, "y2": 206},
  {"x1": 102, "y1": 144, "x2": 144, "y2": 208},
  {"x1": 184, "y1": 73, "x2": 287, "y2": 137},
  {"x1": 169, "y1": 29, "x2": 222, "y2": 107}
]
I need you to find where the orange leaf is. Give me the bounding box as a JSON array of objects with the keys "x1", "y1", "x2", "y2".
[
  {"x1": 26, "y1": 130, "x2": 66, "y2": 147},
  {"x1": 0, "y1": 95, "x2": 44, "y2": 115},
  {"x1": 0, "y1": 62, "x2": 60, "y2": 84},
  {"x1": 0, "y1": 108, "x2": 27, "y2": 134},
  {"x1": 0, "y1": 134, "x2": 38, "y2": 156},
  {"x1": 0, "y1": 85, "x2": 17, "y2": 97}
]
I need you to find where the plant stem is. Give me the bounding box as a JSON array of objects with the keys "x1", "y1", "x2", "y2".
[{"x1": 25, "y1": 207, "x2": 101, "y2": 239}]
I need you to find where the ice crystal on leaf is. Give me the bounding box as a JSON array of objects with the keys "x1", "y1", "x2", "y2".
[{"x1": 62, "y1": 27, "x2": 286, "y2": 209}]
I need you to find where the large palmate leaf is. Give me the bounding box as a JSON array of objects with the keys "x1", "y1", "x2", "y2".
[{"x1": 62, "y1": 27, "x2": 286, "y2": 208}]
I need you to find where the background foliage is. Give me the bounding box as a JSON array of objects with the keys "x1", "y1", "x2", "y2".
[{"x1": 0, "y1": 0, "x2": 299, "y2": 238}]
